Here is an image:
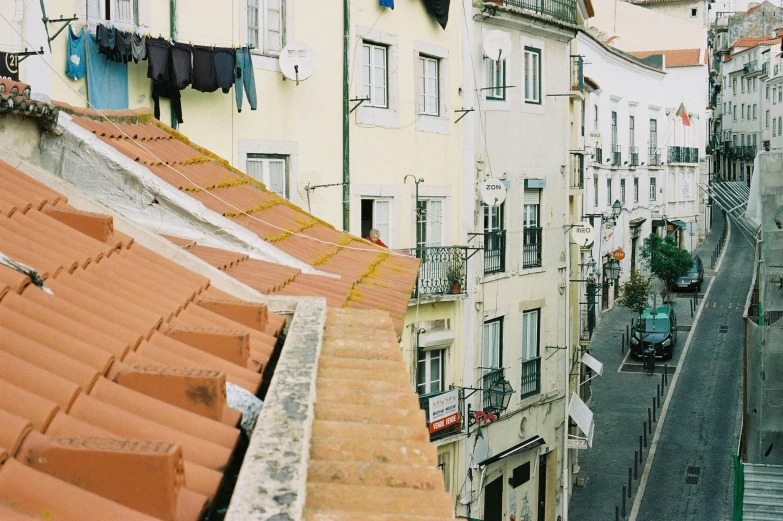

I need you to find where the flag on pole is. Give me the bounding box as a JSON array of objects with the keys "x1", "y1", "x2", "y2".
[{"x1": 676, "y1": 102, "x2": 691, "y2": 126}]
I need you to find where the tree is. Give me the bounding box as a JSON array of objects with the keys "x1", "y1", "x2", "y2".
[
  {"x1": 640, "y1": 233, "x2": 693, "y2": 296},
  {"x1": 618, "y1": 269, "x2": 653, "y2": 314}
]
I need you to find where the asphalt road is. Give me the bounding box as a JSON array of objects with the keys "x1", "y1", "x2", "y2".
[{"x1": 634, "y1": 216, "x2": 753, "y2": 521}]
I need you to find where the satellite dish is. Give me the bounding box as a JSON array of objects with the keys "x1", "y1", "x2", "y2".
[
  {"x1": 483, "y1": 30, "x2": 512, "y2": 62},
  {"x1": 480, "y1": 179, "x2": 507, "y2": 206},
  {"x1": 571, "y1": 221, "x2": 595, "y2": 248},
  {"x1": 280, "y1": 42, "x2": 317, "y2": 86}
]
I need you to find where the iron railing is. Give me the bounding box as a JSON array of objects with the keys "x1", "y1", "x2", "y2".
[
  {"x1": 571, "y1": 55, "x2": 584, "y2": 92},
  {"x1": 668, "y1": 146, "x2": 699, "y2": 163},
  {"x1": 484, "y1": 230, "x2": 506, "y2": 275},
  {"x1": 402, "y1": 246, "x2": 469, "y2": 298},
  {"x1": 594, "y1": 147, "x2": 603, "y2": 164},
  {"x1": 649, "y1": 147, "x2": 662, "y2": 166},
  {"x1": 501, "y1": 0, "x2": 577, "y2": 24},
  {"x1": 481, "y1": 368, "x2": 506, "y2": 416},
  {"x1": 520, "y1": 357, "x2": 541, "y2": 399},
  {"x1": 630, "y1": 146, "x2": 639, "y2": 167},
  {"x1": 570, "y1": 152, "x2": 584, "y2": 189},
  {"x1": 418, "y1": 389, "x2": 464, "y2": 441},
  {"x1": 743, "y1": 60, "x2": 757, "y2": 74},
  {"x1": 522, "y1": 227, "x2": 542, "y2": 268},
  {"x1": 742, "y1": 145, "x2": 757, "y2": 159},
  {"x1": 612, "y1": 144, "x2": 622, "y2": 166},
  {"x1": 762, "y1": 62, "x2": 768, "y2": 76},
  {"x1": 732, "y1": 145, "x2": 743, "y2": 158}
]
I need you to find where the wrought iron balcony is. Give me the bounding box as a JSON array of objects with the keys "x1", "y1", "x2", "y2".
[
  {"x1": 484, "y1": 230, "x2": 506, "y2": 275},
  {"x1": 731, "y1": 145, "x2": 743, "y2": 158},
  {"x1": 522, "y1": 227, "x2": 542, "y2": 269},
  {"x1": 499, "y1": 0, "x2": 577, "y2": 24},
  {"x1": 570, "y1": 152, "x2": 584, "y2": 189},
  {"x1": 401, "y1": 246, "x2": 469, "y2": 298},
  {"x1": 630, "y1": 146, "x2": 639, "y2": 167},
  {"x1": 611, "y1": 145, "x2": 622, "y2": 166},
  {"x1": 743, "y1": 60, "x2": 757, "y2": 74},
  {"x1": 667, "y1": 146, "x2": 699, "y2": 164},
  {"x1": 571, "y1": 55, "x2": 584, "y2": 93},
  {"x1": 649, "y1": 147, "x2": 663, "y2": 166},
  {"x1": 762, "y1": 62, "x2": 769, "y2": 76},
  {"x1": 520, "y1": 357, "x2": 541, "y2": 399},
  {"x1": 743, "y1": 145, "x2": 757, "y2": 159},
  {"x1": 418, "y1": 389, "x2": 464, "y2": 441},
  {"x1": 593, "y1": 147, "x2": 603, "y2": 164}
]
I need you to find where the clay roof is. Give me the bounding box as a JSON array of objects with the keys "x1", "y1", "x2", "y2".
[
  {"x1": 304, "y1": 309, "x2": 454, "y2": 520},
  {"x1": 0, "y1": 158, "x2": 287, "y2": 520},
  {"x1": 730, "y1": 36, "x2": 782, "y2": 49},
  {"x1": 629, "y1": 48, "x2": 704, "y2": 67},
  {"x1": 0, "y1": 79, "x2": 59, "y2": 132},
  {"x1": 59, "y1": 104, "x2": 419, "y2": 333}
]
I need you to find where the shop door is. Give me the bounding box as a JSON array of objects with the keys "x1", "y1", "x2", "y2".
[
  {"x1": 538, "y1": 453, "x2": 548, "y2": 520},
  {"x1": 602, "y1": 268, "x2": 609, "y2": 310},
  {"x1": 484, "y1": 476, "x2": 503, "y2": 521}
]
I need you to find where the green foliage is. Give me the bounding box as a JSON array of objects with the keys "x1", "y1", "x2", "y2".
[
  {"x1": 618, "y1": 269, "x2": 653, "y2": 314},
  {"x1": 640, "y1": 233, "x2": 693, "y2": 291},
  {"x1": 447, "y1": 259, "x2": 463, "y2": 285}
]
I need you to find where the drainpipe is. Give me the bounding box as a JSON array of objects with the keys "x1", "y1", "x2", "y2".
[
  {"x1": 170, "y1": 0, "x2": 178, "y2": 129},
  {"x1": 342, "y1": 0, "x2": 350, "y2": 231}
]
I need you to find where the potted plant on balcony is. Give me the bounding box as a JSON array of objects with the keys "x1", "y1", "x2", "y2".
[{"x1": 447, "y1": 260, "x2": 463, "y2": 294}]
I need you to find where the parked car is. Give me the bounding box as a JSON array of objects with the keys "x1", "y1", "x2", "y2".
[
  {"x1": 631, "y1": 305, "x2": 678, "y2": 360},
  {"x1": 675, "y1": 255, "x2": 704, "y2": 292}
]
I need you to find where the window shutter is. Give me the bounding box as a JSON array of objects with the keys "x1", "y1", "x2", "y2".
[
  {"x1": 523, "y1": 188, "x2": 540, "y2": 205},
  {"x1": 266, "y1": 0, "x2": 282, "y2": 55},
  {"x1": 374, "y1": 200, "x2": 390, "y2": 245},
  {"x1": 268, "y1": 159, "x2": 286, "y2": 197},
  {"x1": 360, "y1": 45, "x2": 371, "y2": 102},
  {"x1": 87, "y1": 0, "x2": 100, "y2": 23},
  {"x1": 246, "y1": 158, "x2": 264, "y2": 182},
  {"x1": 427, "y1": 200, "x2": 442, "y2": 247}
]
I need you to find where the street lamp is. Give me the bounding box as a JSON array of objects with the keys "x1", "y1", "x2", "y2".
[
  {"x1": 611, "y1": 199, "x2": 623, "y2": 220},
  {"x1": 607, "y1": 259, "x2": 621, "y2": 283},
  {"x1": 486, "y1": 377, "x2": 514, "y2": 413}
]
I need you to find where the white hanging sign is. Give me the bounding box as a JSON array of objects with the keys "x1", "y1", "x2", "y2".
[{"x1": 480, "y1": 179, "x2": 507, "y2": 206}]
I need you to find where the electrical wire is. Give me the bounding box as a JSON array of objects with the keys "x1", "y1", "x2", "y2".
[{"x1": 0, "y1": 11, "x2": 416, "y2": 258}]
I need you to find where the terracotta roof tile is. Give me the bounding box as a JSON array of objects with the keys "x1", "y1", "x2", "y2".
[
  {"x1": 629, "y1": 48, "x2": 704, "y2": 67},
  {"x1": 66, "y1": 112, "x2": 419, "y2": 332},
  {"x1": 729, "y1": 36, "x2": 781, "y2": 49}
]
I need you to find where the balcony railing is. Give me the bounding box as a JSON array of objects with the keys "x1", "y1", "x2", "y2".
[
  {"x1": 500, "y1": 0, "x2": 577, "y2": 24},
  {"x1": 522, "y1": 227, "x2": 542, "y2": 269},
  {"x1": 630, "y1": 146, "x2": 639, "y2": 167},
  {"x1": 612, "y1": 144, "x2": 622, "y2": 166},
  {"x1": 593, "y1": 147, "x2": 603, "y2": 164},
  {"x1": 667, "y1": 146, "x2": 699, "y2": 164},
  {"x1": 401, "y1": 246, "x2": 469, "y2": 298},
  {"x1": 649, "y1": 147, "x2": 662, "y2": 166},
  {"x1": 484, "y1": 230, "x2": 506, "y2": 275},
  {"x1": 418, "y1": 389, "x2": 464, "y2": 442},
  {"x1": 520, "y1": 357, "x2": 541, "y2": 399},
  {"x1": 743, "y1": 145, "x2": 757, "y2": 159},
  {"x1": 743, "y1": 60, "x2": 757, "y2": 74},
  {"x1": 481, "y1": 368, "x2": 506, "y2": 416},
  {"x1": 571, "y1": 55, "x2": 584, "y2": 93},
  {"x1": 570, "y1": 152, "x2": 584, "y2": 189},
  {"x1": 762, "y1": 62, "x2": 769, "y2": 76},
  {"x1": 731, "y1": 145, "x2": 743, "y2": 158}
]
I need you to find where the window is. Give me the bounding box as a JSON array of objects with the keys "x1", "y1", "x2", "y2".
[
  {"x1": 629, "y1": 115, "x2": 635, "y2": 149},
  {"x1": 690, "y1": 7, "x2": 697, "y2": 16},
  {"x1": 419, "y1": 56, "x2": 439, "y2": 116},
  {"x1": 778, "y1": 88, "x2": 781, "y2": 102},
  {"x1": 417, "y1": 349, "x2": 444, "y2": 395},
  {"x1": 606, "y1": 179, "x2": 612, "y2": 205},
  {"x1": 361, "y1": 42, "x2": 388, "y2": 108},
  {"x1": 754, "y1": 104, "x2": 757, "y2": 119},
  {"x1": 767, "y1": 84, "x2": 770, "y2": 99},
  {"x1": 247, "y1": 0, "x2": 283, "y2": 55},
  {"x1": 775, "y1": 88, "x2": 778, "y2": 105},
  {"x1": 742, "y1": 78, "x2": 745, "y2": 93},
  {"x1": 650, "y1": 177, "x2": 657, "y2": 201},
  {"x1": 767, "y1": 110, "x2": 770, "y2": 127},
  {"x1": 594, "y1": 104, "x2": 599, "y2": 129},
  {"x1": 734, "y1": 106, "x2": 737, "y2": 121},
  {"x1": 520, "y1": 309, "x2": 540, "y2": 399},
  {"x1": 593, "y1": 177, "x2": 599, "y2": 207},
  {"x1": 88, "y1": 0, "x2": 137, "y2": 24},
  {"x1": 524, "y1": 47, "x2": 542, "y2": 104},
  {"x1": 620, "y1": 178, "x2": 626, "y2": 204},
  {"x1": 522, "y1": 190, "x2": 541, "y2": 269},
  {"x1": 611, "y1": 111, "x2": 618, "y2": 149},
  {"x1": 723, "y1": 102, "x2": 726, "y2": 115},
  {"x1": 360, "y1": 198, "x2": 391, "y2": 245},
  {"x1": 649, "y1": 119, "x2": 657, "y2": 150},
  {"x1": 779, "y1": 117, "x2": 782, "y2": 136},
  {"x1": 246, "y1": 154, "x2": 288, "y2": 198},
  {"x1": 742, "y1": 104, "x2": 745, "y2": 119},
  {"x1": 484, "y1": 203, "x2": 505, "y2": 274},
  {"x1": 416, "y1": 199, "x2": 443, "y2": 248},
  {"x1": 733, "y1": 78, "x2": 737, "y2": 93},
  {"x1": 483, "y1": 318, "x2": 503, "y2": 369},
  {"x1": 486, "y1": 58, "x2": 507, "y2": 100},
  {"x1": 634, "y1": 177, "x2": 639, "y2": 202}
]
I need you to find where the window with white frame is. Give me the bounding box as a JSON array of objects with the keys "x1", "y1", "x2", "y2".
[
  {"x1": 417, "y1": 348, "x2": 444, "y2": 395},
  {"x1": 778, "y1": 87, "x2": 781, "y2": 103},
  {"x1": 361, "y1": 42, "x2": 388, "y2": 108},
  {"x1": 360, "y1": 198, "x2": 391, "y2": 245},
  {"x1": 88, "y1": 0, "x2": 137, "y2": 24},
  {"x1": 246, "y1": 154, "x2": 288, "y2": 198},
  {"x1": 417, "y1": 199, "x2": 443, "y2": 248},
  {"x1": 634, "y1": 177, "x2": 639, "y2": 202},
  {"x1": 247, "y1": 0, "x2": 283, "y2": 56},
  {"x1": 620, "y1": 178, "x2": 626, "y2": 204},
  {"x1": 767, "y1": 110, "x2": 770, "y2": 127},
  {"x1": 779, "y1": 117, "x2": 782, "y2": 136},
  {"x1": 486, "y1": 58, "x2": 507, "y2": 100},
  {"x1": 419, "y1": 55, "x2": 440, "y2": 116},
  {"x1": 524, "y1": 46, "x2": 541, "y2": 104},
  {"x1": 483, "y1": 318, "x2": 503, "y2": 369},
  {"x1": 520, "y1": 309, "x2": 540, "y2": 398},
  {"x1": 606, "y1": 179, "x2": 612, "y2": 205},
  {"x1": 650, "y1": 177, "x2": 657, "y2": 201},
  {"x1": 593, "y1": 177, "x2": 599, "y2": 207},
  {"x1": 767, "y1": 84, "x2": 770, "y2": 99},
  {"x1": 522, "y1": 190, "x2": 542, "y2": 269}
]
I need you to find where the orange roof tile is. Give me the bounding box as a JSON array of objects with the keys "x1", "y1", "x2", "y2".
[
  {"x1": 0, "y1": 159, "x2": 287, "y2": 519},
  {"x1": 729, "y1": 36, "x2": 782, "y2": 50},
  {"x1": 629, "y1": 48, "x2": 704, "y2": 67}
]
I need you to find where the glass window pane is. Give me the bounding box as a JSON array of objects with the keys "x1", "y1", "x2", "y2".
[
  {"x1": 268, "y1": 159, "x2": 286, "y2": 197},
  {"x1": 361, "y1": 46, "x2": 371, "y2": 100},
  {"x1": 246, "y1": 159, "x2": 263, "y2": 182},
  {"x1": 428, "y1": 200, "x2": 442, "y2": 246},
  {"x1": 374, "y1": 200, "x2": 390, "y2": 244},
  {"x1": 533, "y1": 53, "x2": 539, "y2": 100}
]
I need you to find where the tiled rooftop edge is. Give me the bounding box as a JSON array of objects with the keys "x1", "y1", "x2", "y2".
[
  {"x1": 226, "y1": 297, "x2": 326, "y2": 521},
  {"x1": 38, "y1": 114, "x2": 320, "y2": 275}
]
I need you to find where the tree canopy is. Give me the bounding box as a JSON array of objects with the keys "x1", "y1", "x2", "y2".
[
  {"x1": 640, "y1": 233, "x2": 693, "y2": 291},
  {"x1": 618, "y1": 269, "x2": 653, "y2": 314}
]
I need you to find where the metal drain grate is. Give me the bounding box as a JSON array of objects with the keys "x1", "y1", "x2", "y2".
[
  {"x1": 719, "y1": 325, "x2": 729, "y2": 334},
  {"x1": 685, "y1": 475, "x2": 699, "y2": 485},
  {"x1": 687, "y1": 466, "x2": 701, "y2": 476}
]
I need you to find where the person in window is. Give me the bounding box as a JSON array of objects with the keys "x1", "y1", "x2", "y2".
[{"x1": 365, "y1": 228, "x2": 388, "y2": 248}]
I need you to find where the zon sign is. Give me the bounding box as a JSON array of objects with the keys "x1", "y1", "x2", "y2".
[
  {"x1": 480, "y1": 179, "x2": 507, "y2": 206},
  {"x1": 428, "y1": 389, "x2": 460, "y2": 434}
]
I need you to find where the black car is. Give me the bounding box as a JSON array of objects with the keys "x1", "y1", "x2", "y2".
[
  {"x1": 675, "y1": 255, "x2": 704, "y2": 292},
  {"x1": 631, "y1": 305, "x2": 678, "y2": 360}
]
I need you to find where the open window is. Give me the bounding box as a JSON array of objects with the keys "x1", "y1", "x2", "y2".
[{"x1": 360, "y1": 198, "x2": 391, "y2": 245}]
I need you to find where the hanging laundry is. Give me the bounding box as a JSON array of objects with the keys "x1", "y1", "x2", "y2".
[
  {"x1": 191, "y1": 45, "x2": 219, "y2": 93},
  {"x1": 85, "y1": 32, "x2": 129, "y2": 110},
  {"x1": 65, "y1": 26, "x2": 85, "y2": 80},
  {"x1": 422, "y1": 0, "x2": 450, "y2": 29},
  {"x1": 146, "y1": 37, "x2": 171, "y2": 82},
  {"x1": 214, "y1": 47, "x2": 235, "y2": 94},
  {"x1": 96, "y1": 24, "x2": 116, "y2": 58},
  {"x1": 170, "y1": 42, "x2": 192, "y2": 90},
  {"x1": 131, "y1": 33, "x2": 146, "y2": 63},
  {"x1": 152, "y1": 81, "x2": 183, "y2": 124},
  {"x1": 235, "y1": 48, "x2": 257, "y2": 112},
  {"x1": 115, "y1": 30, "x2": 133, "y2": 63},
  {"x1": 379, "y1": 0, "x2": 394, "y2": 7}
]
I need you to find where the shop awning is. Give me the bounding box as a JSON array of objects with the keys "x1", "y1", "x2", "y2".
[
  {"x1": 568, "y1": 392, "x2": 595, "y2": 447},
  {"x1": 628, "y1": 217, "x2": 646, "y2": 227},
  {"x1": 477, "y1": 436, "x2": 546, "y2": 468},
  {"x1": 669, "y1": 220, "x2": 687, "y2": 229}
]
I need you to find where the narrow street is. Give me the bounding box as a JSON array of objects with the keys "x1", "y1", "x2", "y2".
[{"x1": 570, "y1": 211, "x2": 753, "y2": 521}]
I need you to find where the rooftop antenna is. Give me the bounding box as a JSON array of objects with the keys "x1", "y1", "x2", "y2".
[{"x1": 280, "y1": 42, "x2": 317, "y2": 86}]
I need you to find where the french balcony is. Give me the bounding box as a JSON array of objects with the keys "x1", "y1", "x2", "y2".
[
  {"x1": 731, "y1": 145, "x2": 743, "y2": 158},
  {"x1": 484, "y1": 230, "x2": 506, "y2": 275},
  {"x1": 593, "y1": 147, "x2": 603, "y2": 164},
  {"x1": 520, "y1": 357, "x2": 542, "y2": 399},
  {"x1": 743, "y1": 145, "x2": 757, "y2": 159},
  {"x1": 522, "y1": 227, "x2": 543, "y2": 269},
  {"x1": 401, "y1": 246, "x2": 469, "y2": 299},
  {"x1": 418, "y1": 389, "x2": 464, "y2": 442},
  {"x1": 611, "y1": 145, "x2": 622, "y2": 167},
  {"x1": 630, "y1": 146, "x2": 639, "y2": 167},
  {"x1": 667, "y1": 146, "x2": 699, "y2": 164},
  {"x1": 570, "y1": 152, "x2": 584, "y2": 189},
  {"x1": 743, "y1": 60, "x2": 757, "y2": 74},
  {"x1": 497, "y1": 0, "x2": 577, "y2": 24},
  {"x1": 649, "y1": 147, "x2": 663, "y2": 166}
]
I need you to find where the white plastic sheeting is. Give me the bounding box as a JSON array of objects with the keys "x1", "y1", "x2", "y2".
[
  {"x1": 226, "y1": 382, "x2": 263, "y2": 437},
  {"x1": 745, "y1": 153, "x2": 762, "y2": 229}
]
